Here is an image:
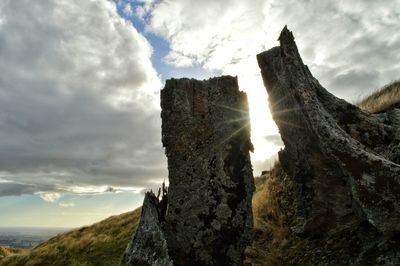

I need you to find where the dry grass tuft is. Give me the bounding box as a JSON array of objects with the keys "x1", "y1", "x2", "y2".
[
  {"x1": 357, "y1": 80, "x2": 400, "y2": 113},
  {"x1": 245, "y1": 162, "x2": 300, "y2": 266},
  {"x1": 253, "y1": 168, "x2": 288, "y2": 244},
  {"x1": 0, "y1": 246, "x2": 26, "y2": 261}
]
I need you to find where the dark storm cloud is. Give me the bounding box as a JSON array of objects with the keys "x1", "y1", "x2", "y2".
[
  {"x1": 328, "y1": 70, "x2": 381, "y2": 100},
  {"x1": 0, "y1": 0, "x2": 166, "y2": 196},
  {"x1": 0, "y1": 183, "x2": 47, "y2": 197}
]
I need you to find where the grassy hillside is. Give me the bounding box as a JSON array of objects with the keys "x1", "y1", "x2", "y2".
[
  {"x1": 357, "y1": 80, "x2": 400, "y2": 113},
  {"x1": 0, "y1": 208, "x2": 141, "y2": 266},
  {"x1": 0, "y1": 247, "x2": 26, "y2": 261},
  {"x1": 0, "y1": 180, "x2": 267, "y2": 266}
]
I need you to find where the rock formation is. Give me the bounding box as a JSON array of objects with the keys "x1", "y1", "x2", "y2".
[
  {"x1": 123, "y1": 76, "x2": 254, "y2": 266},
  {"x1": 256, "y1": 26, "x2": 400, "y2": 263},
  {"x1": 122, "y1": 185, "x2": 171, "y2": 266}
]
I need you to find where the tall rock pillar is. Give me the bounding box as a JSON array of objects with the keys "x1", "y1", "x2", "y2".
[{"x1": 161, "y1": 76, "x2": 254, "y2": 265}]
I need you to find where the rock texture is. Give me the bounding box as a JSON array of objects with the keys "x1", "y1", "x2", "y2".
[
  {"x1": 122, "y1": 186, "x2": 172, "y2": 266},
  {"x1": 256, "y1": 26, "x2": 400, "y2": 264},
  {"x1": 257, "y1": 26, "x2": 400, "y2": 236},
  {"x1": 124, "y1": 76, "x2": 254, "y2": 266}
]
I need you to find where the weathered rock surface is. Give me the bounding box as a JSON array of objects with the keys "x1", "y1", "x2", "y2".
[
  {"x1": 161, "y1": 76, "x2": 254, "y2": 265},
  {"x1": 256, "y1": 26, "x2": 400, "y2": 264},
  {"x1": 122, "y1": 187, "x2": 172, "y2": 266},
  {"x1": 257, "y1": 27, "x2": 400, "y2": 265},
  {"x1": 124, "y1": 76, "x2": 254, "y2": 266}
]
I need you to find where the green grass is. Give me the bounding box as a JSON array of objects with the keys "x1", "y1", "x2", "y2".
[
  {"x1": 0, "y1": 208, "x2": 141, "y2": 266},
  {"x1": 357, "y1": 80, "x2": 400, "y2": 113}
]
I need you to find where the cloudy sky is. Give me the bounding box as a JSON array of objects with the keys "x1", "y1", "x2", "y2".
[{"x1": 0, "y1": 0, "x2": 399, "y2": 227}]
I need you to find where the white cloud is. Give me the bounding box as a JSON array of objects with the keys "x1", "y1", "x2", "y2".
[
  {"x1": 123, "y1": 3, "x2": 133, "y2": 16},
  {"x1": 131, "y1": 0, "x2": 156, "y2": 22},
  {"x1": 144, "y1": 0, "x2": 279, "y2": 172},
  {"x1": 0, "y1": 0, "x2": 167, "y2": 197},
  {"x1": 141, "y1": 0, "x2": 400, "y2": 173},
  {"x1": 67, "y1": 185, "x2": 144, "y2": 195},
  {"x1": 145, "y1": 0, "x2": 400, "y2": 100},
  {"x1": 148, "y1": 0, "x2": 267, "y2": 70},
  {"x1": 59, "y1": 202, "x2": 75, "y2": 208},
  {"x1": 37, "y1": 192, "x2": 62, "y2": 203}
]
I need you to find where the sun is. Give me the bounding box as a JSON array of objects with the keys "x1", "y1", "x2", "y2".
[{"x1": 238, "y1": 73, "x2": 282, "y2": 163}]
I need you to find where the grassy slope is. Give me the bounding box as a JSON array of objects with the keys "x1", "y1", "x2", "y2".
[
  {"x1": 0, "y1": 208, "x2": 141, "y2": 266},
  {"x1": 0, "y1": 247, "x2": 26, "y2": 261},
  {"x1": 0, "y1": 179, "x2": 267, "y2": 266},
  {"x1": 357, "y1": 80, "x2": 400, "y2": 113}
]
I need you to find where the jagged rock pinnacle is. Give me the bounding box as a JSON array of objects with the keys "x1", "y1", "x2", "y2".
[{"x1": 257, "y1": 27, "x2": 400, "y2": 235}]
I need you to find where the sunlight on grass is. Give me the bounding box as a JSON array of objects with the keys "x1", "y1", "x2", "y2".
[{"x1": 358, "y1": 80, "x2": 400, "y2": 113}]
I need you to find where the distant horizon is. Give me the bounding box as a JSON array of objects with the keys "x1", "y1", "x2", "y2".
[{"x1": 0, "y1": 226, "x2": 73, "y2": 230}]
